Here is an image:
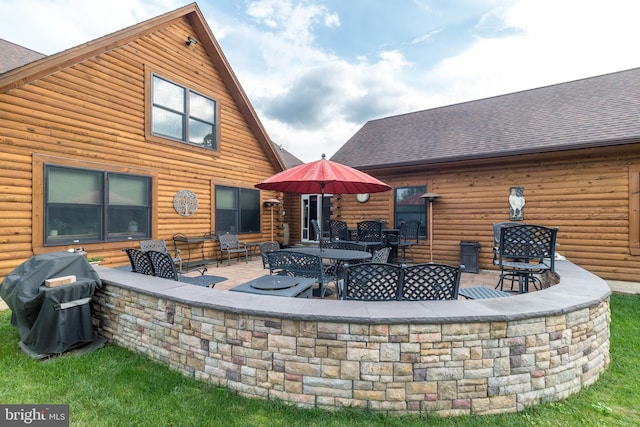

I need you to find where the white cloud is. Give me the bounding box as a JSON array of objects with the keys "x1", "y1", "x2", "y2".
[
  {"x1": 378, "y1": 50, "x2": 409, "y2": 70},
  {"x1": 323, "y1": 11, "x2": 340, "y2": 28},
  {"x1": 425, "y1": 0, "x2": 640, "y2": 107},
  {"x1": 411, "y1": 30, "x2": 440, "y2": 45},
  {"x1": 246, "y1": 0, "x2": 287, "y2": 28},
  {"x1": 217, "y1": 1, "x2": 427, "y2": 162},
  {"x1": 0, "y1": 0, "x2": 181, "y2": 55},
  {"x1": 245, "y1": 0, "x2": 339, "y2": 45}
]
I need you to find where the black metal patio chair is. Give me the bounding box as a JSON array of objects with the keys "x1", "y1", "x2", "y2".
[
  {"x1": 356, "y1": 220, "x2": 385, "y2": 253},
  {"x1": 370, "y1": 246, "x2": 392, "y2": 263},
  {"x1": 491, "y1": 221, "x2": 521, "y2": 290},
  {"x1": 492, "y1": 222, "x2": 520, "y2": 266},
  {"x1": 140, "y1": 239, "x2": 182, "y2": 272},
  {"x1": 258, "y1": 241, "x2": 280, "y2": 269},
  {"x1": 217, "y1": 232, "x2": 248, "y2": 266},
  {"x1": 496, "y1": 224, "x2": 558, "y2": 293},
  {"x1": 388, "y1": 220, "x2": 420, "y2": 264},
  {"x1": 311, "y1": 219, "x2": 330, "y2": 245},
  {"x1": 401, "y1": 263, "x2": 461, "y2": 300},
  {"x1": 123, "y1": 248, "x2": 155, "y2": 276},
  {"x1": 329, "y1": 219, "x2": 350, "y2": 241},
  {"x1": 146, "y1": 250, "x2": 226, "y2": 288},
  {"x1": 266, "y1": 250, "x2": 337, "y2": 298},
  {"x1": 341, "y1": 262, "x2": 403, "y2": 301}
]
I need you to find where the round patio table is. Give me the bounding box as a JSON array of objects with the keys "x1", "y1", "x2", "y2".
[{"x1": 282, "y1": 247, "x2": 371, "y2": 263}]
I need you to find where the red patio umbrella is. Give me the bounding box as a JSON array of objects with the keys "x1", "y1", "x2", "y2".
[{"x1": 255, "y1": 154, "x2": 391, "y2": 243}]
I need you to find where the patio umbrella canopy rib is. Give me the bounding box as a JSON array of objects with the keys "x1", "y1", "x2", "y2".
[
  {"x1": 255, "y1": 154, "x2": 391, "y2": 246},
  {"x1": 255, "y1": 154, "x2": 391, "y2": 195}
]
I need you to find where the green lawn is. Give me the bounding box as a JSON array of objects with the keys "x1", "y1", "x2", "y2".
[{"x1": 1, "y1": 294, "x2": 638, "y2": 426}]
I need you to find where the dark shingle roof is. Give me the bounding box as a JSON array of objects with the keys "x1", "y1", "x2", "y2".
[
  {"x1": 0, "y1": 38, "x2": 45, "y2": 74},
  {"x1": 273, "y1": 143, "x2": 304, "y2": 169},
  {"x1": 331, "y1": 67, "x2": 640, "y2": 169}
]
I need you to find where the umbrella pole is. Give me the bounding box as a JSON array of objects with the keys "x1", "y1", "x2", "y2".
[{"x1": 319, "y1": 184, "x2": 325, "y2": 248}]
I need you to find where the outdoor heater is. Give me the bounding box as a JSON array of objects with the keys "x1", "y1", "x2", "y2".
[
  {"x1": 264, "y1": 198, "x2": 281, "y2": 242},
  {"x1": 420, "y1": 192, "x2": 441, "y2": 263}
]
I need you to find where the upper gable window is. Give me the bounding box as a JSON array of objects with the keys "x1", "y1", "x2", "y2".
[{"x1": 151, "y1": 74, "x2": 217, "y2": 149}]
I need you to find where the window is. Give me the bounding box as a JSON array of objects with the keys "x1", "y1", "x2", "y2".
[
  {"x1": 215, "y1": 186, "x2": 260, "y2": 233},
  {"x1": 151, "y1": 74, "x2": 217, "y2": 149},
  {"x1": 394, "y1": 186, "x2": 427, "y2": 237},
  {"x1": 45, "y1": 165, "x2": 151, "y2": 245}
]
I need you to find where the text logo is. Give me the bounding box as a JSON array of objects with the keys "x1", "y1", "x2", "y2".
[{"x1": 1, "y1": 405, "x2": 69, "y2": 426}]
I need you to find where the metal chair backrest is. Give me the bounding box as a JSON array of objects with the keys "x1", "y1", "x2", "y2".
[
  {"x1": 402, "y1": 263, "x2": 461, "y2": 300},
  {"x1": 123, "y1": 248, "x2": 155, "y2": 275},
  {"x1": 493, "y1": 222, "x2": 520, "y2": 247},
  {"x1": 499, "y1": 224, "x2": 558, "y2": 270},
  {"x1": 399, "y1": 220, "x2": 420, "y2": 244},
  {"x1": 329, "y1": 219, "x2": 350, "y2": 241},
  {"x1": 356, "y1": 220, "x2": 383, "y2": 242},
  {"x1": 323, "y1": 241, "x2": 366, "y2": 251},
  {"x1": 370, "y1": 247, "x2": 391, "y2": 263},
  {"x1": 146, "y1": 250, "x2": 180, "y2": 280},
  {"x1": 267, "y1": 250, "x2": 336, "y2": 297},
  {"x1": 218, "y1": 232, "x2": 241, "y2": 250},
  {"x1": 259, "y1": 241, "x2": 280, "y2": 268},
  {"x1": 311, "y1": 219, "x2": 329, "y2": 242},
  {"x1": 140, "y1": 239, "x2": 169, "y2": 253},
  {"x1": 342, "y1": 263, "x2": 403, "y2": 301},
  {"x1": 141, "y1": 238, "x2": 182, "y2": 272},
  {"x1": 266, "y1": 250, "x2": 326, "y2": 279}
]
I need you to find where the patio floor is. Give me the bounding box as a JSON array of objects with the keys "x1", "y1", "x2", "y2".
[{"x1": 186, "y1": 256, "x2": 507, "y2": 299}]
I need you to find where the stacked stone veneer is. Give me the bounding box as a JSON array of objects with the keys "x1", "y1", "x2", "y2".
[{"x1": 92, "y1": 263, "x2": 610, "y2": 416}]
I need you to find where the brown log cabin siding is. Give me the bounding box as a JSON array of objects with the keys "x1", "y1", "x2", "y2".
[
  {"x1": 285, "y1": 194, "x2": 302, "y2": 244},
  {"x1": 0, "y1": 18, "x2": 282, "y2": 278},
  {"x1": 333, "y1": 148, "x2": 640, "y2": 282}
]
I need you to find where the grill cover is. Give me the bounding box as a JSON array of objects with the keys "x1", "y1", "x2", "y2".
[{"x1": 0, "y1": 251, "x2": 102, "y2": 357}]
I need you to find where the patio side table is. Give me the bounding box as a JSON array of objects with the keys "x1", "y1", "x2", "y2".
[{"x1": 230, "y1": 275, "x2": 316, "y2": 298}]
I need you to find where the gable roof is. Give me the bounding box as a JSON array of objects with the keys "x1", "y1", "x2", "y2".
[
  {"x1": 0, "y1": 2, "x2": 284, "y2": 171},
  {"x1": 0, "y1": 38, "x2": 45, "y2": 73},
  {"x1": 272, "y1": 143, "x2": 304, "y2": 169},
  {"x1": 331, "y1": 67, "x2": 640, "y2": 169}
]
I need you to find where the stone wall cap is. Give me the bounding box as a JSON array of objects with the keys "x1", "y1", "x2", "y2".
[{"x1": 96, "y1": 260, "x2": 610, "y2": 324}]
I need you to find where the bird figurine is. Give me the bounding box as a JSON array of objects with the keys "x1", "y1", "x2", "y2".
[{"x1": 509, "y1": 187, "x2": 525, "y2": 220}]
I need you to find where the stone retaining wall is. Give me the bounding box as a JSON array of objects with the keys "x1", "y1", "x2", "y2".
[{"x1": 91, "y1": 260, "x2": 610, "y2": 416}]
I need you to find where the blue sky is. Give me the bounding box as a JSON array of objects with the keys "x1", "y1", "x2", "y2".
[{"x1": 2, "y1": 0, "x2": 640, "y2": 162}]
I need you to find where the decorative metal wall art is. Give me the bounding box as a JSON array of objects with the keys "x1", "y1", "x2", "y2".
[
  {"x1": 173, "y1": 190, "x2": 198, "y2": 216},
  {"x1": 509, "y1": 186, "x2": 525, "y2": 221}
]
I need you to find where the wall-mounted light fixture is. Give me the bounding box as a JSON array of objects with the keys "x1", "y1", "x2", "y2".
[{"x1": 185, "y1": 36, "x2": 198, "y2": 47}]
